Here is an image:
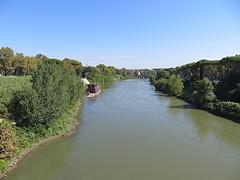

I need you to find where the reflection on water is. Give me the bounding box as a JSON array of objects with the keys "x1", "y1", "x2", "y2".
[
  {"x1": 5, "y1": 80, "x2": 240, "y2": 180},
  {"x1": 167, "y1": 96, "x2": 240, "y2": 151}
]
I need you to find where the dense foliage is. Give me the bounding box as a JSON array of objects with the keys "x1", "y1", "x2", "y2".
[
  {"x1": 215, "y1": 71, "x2": 240, "y2": 103},
  {"x1": 0, "y1": 47, "x2": 46, "y2": 76},
  {"x1": 0, "y1": 46, "x2": 134, "y2": 174},
  {"x1": 0, "y1": 121, "x2": 19, "y2": 160},
  {"x1": 82, "y1": 64, "x2": 134, "y2": 88},
  {"x1": 11, "y1": 60, "x2": 84, "y2": 128},
  {"x1": 0, "y1": 60, "x2": 84, "y2": 173},
  {"x1": 153, "y1": 70, "x2": 184, "y2": 96},
  {"x1": 192, "y1": 78, "x2": 216, "y2": 107},
  {"x1": 205, "y1": 101, "x2": 240, "y2": 121},
  {"x1": 0, "y1": 76, "x2": 31, "y2": 119},
  {"x1": 151, "y1": 55, "x2": 240, "y2": 122}
]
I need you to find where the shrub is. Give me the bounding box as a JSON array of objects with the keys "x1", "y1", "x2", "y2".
[
  {"x1": 215, "y1": 72, "x2": 240, "y2": 103},
  {"x1": 206, "y1": 101, "x2": 240, "y2": 121},
  {"x1": 149, "y1": 76, "x2": 156, "y2": 84},
  {"x1": 156, "y1": 70, "x2": 170, "y2": 79},
  {"x1": 192, "y1": 78, "x2": 215, "y2": 107},
  {"x1": 154, "y1": 75, "x2": 183, "y2": 96},
  {"x1": 0, "y1": 76, "x2": 31, "y2": 119},
  {"x1": 155, "y1": 78, "x2": 168, "y2": 93},
  {"x1": 0, "y1": 160, "x2": 10, "y2": 173},
  {"x1": 0, "y1": 120, "x2": 19, "y2": 160},
  {"x1": 10, "y1": 89, "x2": 40, "y2": 127},
  {"x1": 168, "y1": 75, "x2": 184, "y2": 96},
  {"x1": 10, "y1": 59, "x2": 84, "y2": 128}
]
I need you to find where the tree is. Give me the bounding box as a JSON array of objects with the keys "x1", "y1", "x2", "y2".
[
  {"x1": 168, "y1": 75, "x2": 184, "y2": 96},
  {"x1": 156, "y1": 70, "x2": 170, "y2": 79},
  {"x1": 149, "y1": 75, "x2": 156, "y2": 84},
  {"x1": 13, "y1": 53, "x2": 26, "y2": 75},
  {"x1": 35, "y1": 54, "x2": 48, "y2": 61},
  {"x1": 11, "y1": 59, "x2": 83, "y2": 128},
  {"x1": 215, "y1": 72, "x2": 240, "y2": 103},
  {"x1": 96, "y1": 64, "x2": 108, "y2": 75},
  {"x1": 82, "y1": 66, "x2": 99, "y2": 79},
  {"x1": 63, "y1": 58, "x2": 82, "y2": 76},
  {"x1": 10, "y1": 89, "x2": 40, "y2": 127},
  {"x1": 0, "y1": 47, "x2": 14, "y2": 75},
  {"x1": 192, "y1": 78, "x2": 215, "y2": 107},
  {"x1": 31, "y1": 59, "x2": 71, "y2": 126},
  {"x1": 155, "y1": 78, "x2": 168, "y2": 93}
]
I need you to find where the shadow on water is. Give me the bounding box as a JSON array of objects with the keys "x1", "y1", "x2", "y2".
[
  {"x1": 188, "y1": 110, "x2": 240, "y2": 151},
  {"x1": 4, "y1": 136, "x2": 80, "y2": 180},
  {"x1": 167, "y1": 96, "x2": 240, "y2": 151},
  {"x1": 169, "y1": 104, "x2": 195, "y2": 110}
]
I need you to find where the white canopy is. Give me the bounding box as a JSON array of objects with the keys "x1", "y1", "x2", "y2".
[{"x1": 81, "y1": 78, "x2": 90, "y2": 85}]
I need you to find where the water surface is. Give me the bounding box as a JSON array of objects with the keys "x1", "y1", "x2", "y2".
[{"x1": 5, "y1": 80, "x2": 240, "y2": 180}]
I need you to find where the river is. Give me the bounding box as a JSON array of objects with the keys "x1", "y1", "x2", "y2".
[{"x1": 4, "y1": 79, "x2": 240, "y2": 180}]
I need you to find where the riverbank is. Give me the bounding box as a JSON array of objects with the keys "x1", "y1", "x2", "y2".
[
  {"x1": 4, "y1": 79, "x2": 240, "y2": 180},
  {"x1": 150, "y1": 77, "x2": 240, "y2": 124},
  {"x1": 153, "y1": 85, "x2": 240, "y2": 124},
  {"x1": 0, "y1": 99, "x2": 83, "y2": 179}
]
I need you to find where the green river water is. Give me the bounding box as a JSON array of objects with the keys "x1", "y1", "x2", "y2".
[{"x1": 4, "y1": 79, "x2": 240, "y2": 180}]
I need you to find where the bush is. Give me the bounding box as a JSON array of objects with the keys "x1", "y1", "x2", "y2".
[
  {"x1": 0, "y1": 120, "x2": 19, "y2": 160},
  {"x1": 155, "y1": 78, "x2": 169, "y2": 93},
  {"x1": 156, "y1": 70, "x2": 170, "y2": 79},
  {"x1": 154, "y1": 75, "x2": 183, "y2": 96},
  {"x1": 15, "y1": 127, "x2": 39, "y2": 149},
  {"x1": 0, "y1": 160, "x2": 10, "y2": 173},
  {"x1": 149, "y1": 76, "x2": 156, "y2": 84},
  {"x1": 206, "y1": 101, "x2": 240, "y2": 121},
  {"x1": 168, "y1": 75, "x2": 184, "y2": 96},
  {"x1": 215, "y1": 72, "x2": 240, "y2": 103},
  {"x1": 0, "y1": 76, "x2": 31, "y2": 119},
  {"x1": 10, "y1": 89, "x2": 40, "y2": 127},
  {"x1": 192, "y1": 78, "x2": 215, "y2": 107},
  {"x1": 10, "y1": 59, "x2": 84, "y2": 128}
]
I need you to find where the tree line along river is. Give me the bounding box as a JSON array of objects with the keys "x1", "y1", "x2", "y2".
[{"x1": 4, "y1": 79, "x2": 240, "y2": 180}]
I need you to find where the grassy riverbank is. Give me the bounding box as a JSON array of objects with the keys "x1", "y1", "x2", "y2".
[
  {"x1": 0, "y1": 99, "x2": 83, "y2": 178},
  {"x1": 0, "y1": 60, "x2": 85, "y2": 176},
  {"x1": 0, "y1": 50, "x2": 129, "y2": 177}
]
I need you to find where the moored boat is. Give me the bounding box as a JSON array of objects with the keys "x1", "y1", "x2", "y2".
[{"x1": 86, "y1": 84, "x2": 101, "y2": 98}]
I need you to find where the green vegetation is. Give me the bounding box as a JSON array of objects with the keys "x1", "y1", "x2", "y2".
[
  {"x1": 215, "y1": 71, "x2": 240, "y2": 103},
  {"x1": 191, "y1": 78, "x2": 216, "y2": 107},
  {"x1": 153, "y1": 70, "x2": 184, "y2": 96},
  {"x1": 0, "y1": 59, "x2": 85, "y2": 174},
  {"x1": 0, "y1": 46, "x2": 133, "y2": 174},
  {"x1": 0, "y1": 47, "x2": 45, "y2": 76},
  {"x1": 82, "y1": 64, "x2": 133, "y2": 88},
  {"x1": 10, "y1": 59, "x2": 84, "y2": 128},
  {"x1": 0, "y1": 160, "x2": 9, "y2": 173},
  {"x1": 0, "y1": 121, "x2": 19, "y2": 160},
  {"x1": 0, "y1": 76, "x2": 31, "y2": 119},
  {"x1": 151, "y1": 55, "x2": 240, "y2": 123}
]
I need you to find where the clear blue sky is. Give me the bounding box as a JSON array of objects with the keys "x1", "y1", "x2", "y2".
[{"x1": 1, "y1": 0, "x2": 240, "y2": 68}]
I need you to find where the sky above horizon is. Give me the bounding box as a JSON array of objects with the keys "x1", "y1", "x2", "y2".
[{"x1": 1, "y1": 0, "x2": 240, "y2": 69}]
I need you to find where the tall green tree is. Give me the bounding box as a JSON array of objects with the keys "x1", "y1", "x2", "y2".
[
  {"x1": 168, "y1": 75, "x2": 184, "y2": 96},
  {"x1": 192, "y1": 78, "x2": 215, "y2": 107},
  {"x1": 0, "y1": 47, "x2": 14, "y2": 75},
  {"x1": 11, "y1": 59, "x2": 83, "y2": 128}
]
